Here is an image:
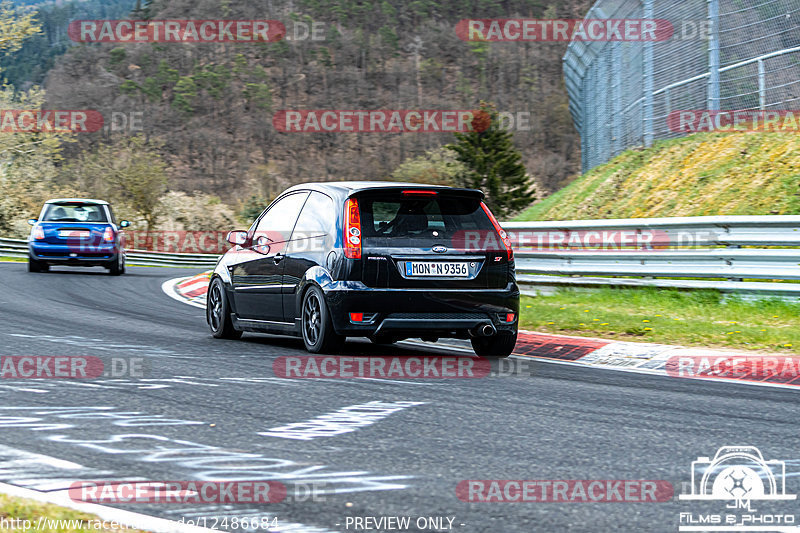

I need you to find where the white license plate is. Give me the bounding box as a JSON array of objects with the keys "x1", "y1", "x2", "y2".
[
  {"x1": 59, "y1": 230, "x2": 90, "y2": 239},
  {"x1": 405, "y1": 261, "x2": 469, "y2": 277}
]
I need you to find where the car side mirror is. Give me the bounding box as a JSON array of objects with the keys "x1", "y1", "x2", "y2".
[
  {"x1": 253, "y1": 235, "x2": 271, "y2": 255},
  {"x1": 27, "y1": 219, "x2": 37, "y2": 226},
  {"x1": 226, "y1": 230, "x2": 249, "y2": 246},
  {"x1": 119, "y1": 220, "x2": 131, "y2": 228}
]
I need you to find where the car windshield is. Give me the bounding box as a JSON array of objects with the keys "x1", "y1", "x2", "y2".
[
  {"x1": 42, "y1": 203, "x2": 107, "y2": 223},
  {"x1": 359, "y1": 193, "x2": 494, "y2": 247}
]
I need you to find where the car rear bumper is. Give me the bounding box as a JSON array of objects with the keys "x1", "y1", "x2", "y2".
[
  {"x1": 324, "y1": 281, "x2": 519, "y2": 338},
  {"x1": 29, "y1": 243, "x2": 120, "y2": 266}
]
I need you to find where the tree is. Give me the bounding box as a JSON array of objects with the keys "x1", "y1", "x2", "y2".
[
  {"x1": 0, "y1": 0, "x2": 40, "y2": 56},
  {"x1": 391, "y1": 146, "x2": 466, "y2": 185},
  {"x1": 66, "y1": 136, "x2": 168, "y2": 232},
  {"x1": 447, "y1": 104, "x2": 536, "y2": 218},
  {"x1": 0, "y1": 85, "x2": 78, "y2": 237}
]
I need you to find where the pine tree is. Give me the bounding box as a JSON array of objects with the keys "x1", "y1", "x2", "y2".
[
  {"x1": 132, "y1": 0, "x2": 154, "y2": 20},
  {"x1": 447, "y1": 104, "x2": 535, "y2": 218}
]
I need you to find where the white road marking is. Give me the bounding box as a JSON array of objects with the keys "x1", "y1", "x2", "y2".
[{"x1": 260, "y1": 401, "x2": 426, "y2": 441}]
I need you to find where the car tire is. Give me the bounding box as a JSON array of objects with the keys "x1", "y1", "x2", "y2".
[
  {"x1": 28, "y1": 256, "x2": 48, "y2": 273},
  {"x1": 301, "y1": 285, "x2": 344, "y2": 354},
  {"x1": 471, "y1": 331, "x2": 517, "y2": 358},
  {"x1": 108, "y1": 254, "x2": 125, "y2": 276},
  {"x1": 207, "y1": 277, "x2": 243, "y2": 340}
]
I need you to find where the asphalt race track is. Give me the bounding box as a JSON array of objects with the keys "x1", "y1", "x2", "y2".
[{"x1": 1, "y1": 263, "x2": 798, "y2": 533}]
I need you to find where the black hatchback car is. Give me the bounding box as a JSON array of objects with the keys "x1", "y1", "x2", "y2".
[{"x1": 207, "y1": 182, "x2": 519, "y2": 357}]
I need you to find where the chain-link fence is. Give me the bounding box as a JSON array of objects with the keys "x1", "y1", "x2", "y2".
[{"x1": 564, "y1": 0, "x2": 800, "y2": 172}]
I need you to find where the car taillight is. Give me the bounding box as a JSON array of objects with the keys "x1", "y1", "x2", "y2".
[
  {"x1": 32, "y1": 226, "x2": 44, "y2": 240},
  {"x1": 481, "y1": 202, "x2": 513, "y2": 261},
  {"x1": 103, "y1": 227, "x2": 115, "y2": 243},
  {"x1": 344, "y1": 197, "x2": 361, "y2": 259},
  {"x1": 401, "y1": 189, "x2": 438, "y2": 197}
]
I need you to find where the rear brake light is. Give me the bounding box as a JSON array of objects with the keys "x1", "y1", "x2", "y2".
[
  {"x1": 32, "y1": 226, "x2": 44, "y2": 240},
  {"x1": 350, "y1": 312, "x2": 364, "y2": 322},
  {"x1": 102, "y1": 227, "x2": 115, "y2": 243},
  {"x1": 506, "y1": 313, "x2": 516, "y2": 323},
  {"x1": 401, "y1": 190, "x2": 438, "y2": 197},
  {"x1": 344, "y1": 198, "x2": 361, "y2": 259},
  {"x1": 481, "y1": 202, "x2": 513, "y2": 260}
]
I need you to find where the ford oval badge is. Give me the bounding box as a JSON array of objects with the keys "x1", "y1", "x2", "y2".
[{"x1": 432, "y1": 245, "x2": 448, "y2": 253}]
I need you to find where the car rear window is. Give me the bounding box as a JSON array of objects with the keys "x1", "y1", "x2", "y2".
[
  {"x1": 42, "y1": 203, "x2": 108, "y2": 223},
  {"x1": 359, "y1": 192, "x2": 494, "y2": 247}
]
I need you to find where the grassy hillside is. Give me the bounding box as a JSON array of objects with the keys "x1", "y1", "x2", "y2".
[{"x1": 517, "y1": 132, "x2": 800, "y2": 221}]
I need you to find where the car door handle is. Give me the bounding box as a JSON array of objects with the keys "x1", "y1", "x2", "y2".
[{"x1": 273, "y1": 253, "x2": 285, "y2": 264}]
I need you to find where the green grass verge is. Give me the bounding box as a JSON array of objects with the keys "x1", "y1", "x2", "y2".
[
  {"x1": 0, "y1": 494, "x2": 146, "y2": 532},
  {"x1": 517, "y1": 131, "x2": 800, "y2": 221},
  {"x1": 519, "y1": 288, "x2": 799, "y2": 353}
]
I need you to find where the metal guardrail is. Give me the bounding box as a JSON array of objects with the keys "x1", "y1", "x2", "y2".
[
  {"x1": 3, "y1": 216, "x2": 800, "y2": 297},
  {"x1": 503, "y1": 216, "x2": 800, "y2": 298},
  {"x1": 0, "y1": 237, "x2": 220, "y2": 268}
]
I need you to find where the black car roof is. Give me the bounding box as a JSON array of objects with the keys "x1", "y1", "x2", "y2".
[{"x1": 283, "y1": 181, "x2": 484, "y2": 198}]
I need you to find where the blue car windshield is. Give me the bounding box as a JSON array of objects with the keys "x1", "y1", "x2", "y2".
[{"x1": 42, "y1": 203, "x2": 108, "y2": 223}]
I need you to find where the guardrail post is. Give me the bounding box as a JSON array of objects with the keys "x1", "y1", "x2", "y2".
[
  {"x1": 707, "y1": 0, "x2": 721, "y2": 111},
  {"x1": 758, "y1": 58, "x2": 766, "y2": 111},
  {"x1": 643, "y1": 0, "x2": 655, "y2": 147}
]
